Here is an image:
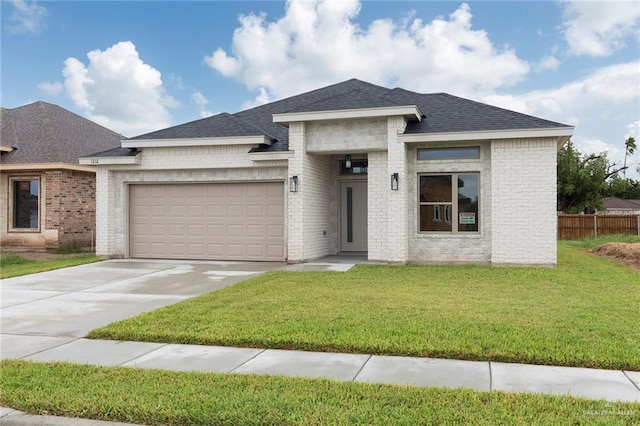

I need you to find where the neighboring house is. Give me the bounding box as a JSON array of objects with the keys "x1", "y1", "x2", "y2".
[
  {"x1": 601, "y1": 197, "x2": 640, "y2": 214},
  {"x1": 1, "y1": 101, "x2": 122, "y2": 250},
  {"x1": 81, "y1": 79, "x2": 573, "y2": 265}
]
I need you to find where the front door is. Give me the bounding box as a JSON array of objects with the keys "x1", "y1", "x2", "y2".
[{"x1": 340, "y1": 181, "x2": 368, "y2": 252}]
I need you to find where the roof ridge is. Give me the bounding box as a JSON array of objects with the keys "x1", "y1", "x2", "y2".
[
  {"x1": 227, "y1": 113, "x2": 278, "y2": 140},
  {"x1": 236, "y1": 78, "x2": 385, "y2": 115},
  {"x1": 37, "y1": 101, "x2": 65, "y2": 162}
]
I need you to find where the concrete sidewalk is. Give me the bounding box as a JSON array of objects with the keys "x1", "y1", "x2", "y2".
[{"x1": 3, "y1": 336, "x2": 639, "y2": 403}]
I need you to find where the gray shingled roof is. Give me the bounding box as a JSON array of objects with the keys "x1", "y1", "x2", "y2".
[
  {"x1": 603, "y1": 197, "x2": 640, "y2": 209},
  {"x1": 1, "y1": 101, "x2": 122, "y2": 164},
  {"x1": 128, "y1": 112, "x2": 277, "y2": 141},
  {"x1": 99, "y1": 78, "x2": 571, "y2": 156}
]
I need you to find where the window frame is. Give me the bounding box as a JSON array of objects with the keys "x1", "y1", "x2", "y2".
[
  {"x1": 9, "y1": 176, "x2": 41, "y2": 232},
  {"x1": 417, "y1": 146, "x2": 481, "y2": 161},
  {"x1": 418, "y1": 172, "x2": 480, "y2": 234}
]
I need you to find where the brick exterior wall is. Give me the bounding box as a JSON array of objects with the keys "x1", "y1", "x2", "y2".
[
  {"x1": 1, "y1": 169, "x2": 96, "y2": 250},
  {"x1": 367, "y1": 151, "x2": 388, "y2": 261},
  {"x1": 407, "y1": 141, "x2": 492, "y2": 263},
  {"x1": 287, "y1": 123, "x2": 337, "y2": 262},
  {"x1": 490, "y1": 138, "x2": 558, "y2": 265},
  {"x1": 95, "y1": 124, "x2": 560, "y2": 265},
  {"x1": 386, "y1": 116, "x2": 410, "y2": 262},
  {"x1": 307, "y1": 119, "x2": 387, "y2": 152}
]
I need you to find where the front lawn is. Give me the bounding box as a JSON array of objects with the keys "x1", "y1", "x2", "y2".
[
  {"x1": 2, "y1": 360, "x2": 638, "y2": 425},
  {"x1": 0, "y1": 253, "x2": 100, "y2": 279},
  {"x1": 89, "y1": 242, "x2": 640, "y2": 370}
]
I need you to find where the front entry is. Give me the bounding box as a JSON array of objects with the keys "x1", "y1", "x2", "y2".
[{"x1": 340, "y1": 181, "x2": 368, "y2": 252}]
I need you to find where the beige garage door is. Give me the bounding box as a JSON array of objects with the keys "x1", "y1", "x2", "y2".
[{"x1": 129, "y1": 182, "x2": 284, "y2": 261}]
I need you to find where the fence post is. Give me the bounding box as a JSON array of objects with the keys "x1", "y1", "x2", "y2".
[
  {"x1": 637, "y1": 216, "x2": 640, "y2": 236},
  {"x1": 593, "y1": 215, "x2": 597, "y2": 238}
]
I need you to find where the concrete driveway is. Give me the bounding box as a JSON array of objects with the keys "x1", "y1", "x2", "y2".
[{"x1": 1, "y1": 259, "x2": 283, "y2": 359}]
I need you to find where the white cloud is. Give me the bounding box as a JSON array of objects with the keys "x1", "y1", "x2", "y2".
[
  {"x1": 561, "y1": 0, "x2": 640, "y2": 57},
  {"x1": 484, "y1": 61, "x2": 640, "y2": 120},
  {"x1": 191, "y1": 91, "x2": 214, "y2": 118},
  {"x1": 485, "y1": 61, "x2": 640, "y2": 179},
  {"x1": 627, "y1": 120, "x2": 640, "y2": 140},
  {"x1": 8, "y1": 0, "x2": 47, "y2": 34},
  {"x1": 534, "y1": 55, "x2": 560, "y2": 72},
  {"x1": 205, "y1": 0, "x2": 529, "y2": 102},
  {"x1": 37, "y1": 81, "x2": 63, "y2": 96},
  {"x1": 62, "y1": 41, "x2": 176, "y2": 136},
  {"x1": 573, "y1": 136, "x2": 620, "y2": 158}
]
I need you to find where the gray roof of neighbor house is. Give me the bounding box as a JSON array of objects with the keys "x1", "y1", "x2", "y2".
[
  {"x1": 603, "y1": 197, "x2": 640, "y2": 210},
  {"x1": 0, "y1": 101, "x2": 122, "y2": 165},
  {"x1": 93, "y1": 78, "x2": 572, "y2": 157}
]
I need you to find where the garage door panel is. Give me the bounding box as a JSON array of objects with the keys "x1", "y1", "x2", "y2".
[{"x1": 130, "y1": 183, "x2": 284, "y2": 261}]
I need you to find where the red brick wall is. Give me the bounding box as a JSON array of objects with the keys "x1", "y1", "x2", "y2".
[{"x1": 44, "y1": 170, "x2": 96, "y2": 249}]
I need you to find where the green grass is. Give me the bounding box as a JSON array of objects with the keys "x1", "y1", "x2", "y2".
[
  {"x1": 89, "y1": 242, "x2": 640, "y2": 370},
  {"x1": 2, "y1": 360, "x2": 638, "y2": 426},
  {"x1": 0, "y1": 254, "x2": 100, "y2": 279}
]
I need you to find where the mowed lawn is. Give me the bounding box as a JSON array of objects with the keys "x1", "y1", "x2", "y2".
[
  {"x1": 2, "y1": 360, "x2": 639, "y2": 426},
  {"x1": 89, "y1": 242, "x2": 640, "y2": 370}
]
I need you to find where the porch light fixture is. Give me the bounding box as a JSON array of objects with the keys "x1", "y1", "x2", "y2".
[
  {"x1": 345, "y1": 154, "x2": 352, "y2": 169},
  {"x1": 289, "y1": 175, "x2": 299, "y2": 192},
  {"x1": 391, "y1": 173, "x2": 399, "y2": 190}
]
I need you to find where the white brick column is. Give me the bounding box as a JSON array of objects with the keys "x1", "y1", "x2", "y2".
[
  {"x1": 490, "y1": 138, "x2": 557, "y2": 265},
  {"x1": 287, "y1": 122, "x2": 306, "y2": 261},
  {"x1": 95, "y1": 167, "x2": 115, "y2": 256},
  {"x1": 386, "y1": 116, "x2": 409, "y2": 263},
  {"x1": 367, "y1": 151, "x2": 388, "y2": 261}
]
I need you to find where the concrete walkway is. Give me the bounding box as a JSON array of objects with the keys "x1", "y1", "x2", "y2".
[
  {"x1": 3, "y1": 336, "x2": 639, "y2": 403},
  {"x1": 1, "y1": 259, "x2": 639, "y2": 424}
]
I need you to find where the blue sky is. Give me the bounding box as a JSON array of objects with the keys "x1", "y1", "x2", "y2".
[{"x1": 2, "y1": 0, "x2": 639, "y2": 177}]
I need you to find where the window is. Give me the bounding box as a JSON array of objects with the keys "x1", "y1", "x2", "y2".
[
  {"x1": 419, "y1": 173, "x2": 479, "y2": 233},
  {"x1": 418, "y1": 147, "x2": 480, "y2": 161},
  {"x1": 339, "y1": 160, "x2": 368, "y2": 175},
  {"x1": 12, "y1": 178, "x2": 39, "y2": 229}
]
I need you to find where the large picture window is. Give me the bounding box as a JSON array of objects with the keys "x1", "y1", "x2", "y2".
[
  {"x1": 419, "y1": 173, "x2": 479, "y2": 233},
  {"x1": 12, "y1": 178, "x2": 39, "y2": 229}
]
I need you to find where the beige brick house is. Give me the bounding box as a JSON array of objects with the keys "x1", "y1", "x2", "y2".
[
  {"x1": 1, "y1": 101, "x2": 121, "y2": 250},
  {"x1": 83, "y1": 79, "x2": 573, "y2": 265}
]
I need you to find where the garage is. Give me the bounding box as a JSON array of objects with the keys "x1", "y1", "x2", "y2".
[{"x1": 129, "y1": 182, "x2": 284, "y2": 261}]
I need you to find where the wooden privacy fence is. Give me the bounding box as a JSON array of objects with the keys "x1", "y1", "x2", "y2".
[{"x1": 558, "y1": 214, "x2": 640, "y2": 239}]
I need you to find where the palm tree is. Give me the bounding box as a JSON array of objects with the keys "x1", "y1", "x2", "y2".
[{"x1": 623, "y1": 136, "x2": 636, "y2": 178}]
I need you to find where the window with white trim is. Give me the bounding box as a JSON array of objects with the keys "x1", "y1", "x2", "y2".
[{"x1": 419, "y1": 173, "x2": 479, "y2": 233}]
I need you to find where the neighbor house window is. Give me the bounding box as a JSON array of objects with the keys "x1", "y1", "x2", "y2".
[
  {"x1": 12, "y1": 178, "x2": 39, "y2": 229},
  {"x1": 418, "y1": 147, "x2": 480, "y2": 161},
  {"x1": 419, "y1": 173, "x2": 479, "y2": 233}
]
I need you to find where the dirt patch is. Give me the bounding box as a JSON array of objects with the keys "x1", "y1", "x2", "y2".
[
  {"x1": 590, "y1": 243, "x2": 640, "y2": 271},
  {"x1": 0, "y1": 249, "x2": 91, "y2": 261}
]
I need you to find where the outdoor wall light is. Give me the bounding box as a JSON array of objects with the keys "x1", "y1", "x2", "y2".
[
  {"x1": 289, "y1": 175, "x2": 299, "y2": 192},
  {"x1": 391, "y1": 173, "x2": 399, "y2": 190},
  {"x1": 345, "y1": 154, "x2": 352, "y2": 169}
]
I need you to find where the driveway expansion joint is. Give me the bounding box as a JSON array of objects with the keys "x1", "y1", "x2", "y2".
[{"x1": 623, "y1": 371, "x2": 640, "y2": 392}]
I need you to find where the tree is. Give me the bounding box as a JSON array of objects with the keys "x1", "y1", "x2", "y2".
[
  {"x1": 557, "y1": 141, "x2": 625, "y2": 213},
  {"x1": 606, "y1": 176, "x2": 640, "y2": 199},
  {"x1": 623, "y1": 136, "x2": 636, "y2": 178}
]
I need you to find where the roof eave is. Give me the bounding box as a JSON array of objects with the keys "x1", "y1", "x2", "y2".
[
  {"x1": 121, "y1": 135, "x2": 272, "y2": 149},
  {"x1": 272, "y1": 105, "x2": 422, "y2": 124},
  {"x1": 0, "y1": 162, "x2": 96, "y2": 173},
  {"x1": 79, "y1": 153, "x2": 142, "y2": 166},
  {"x1": 399, "y1": 127, "x2": 575, "y2": 144}
]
